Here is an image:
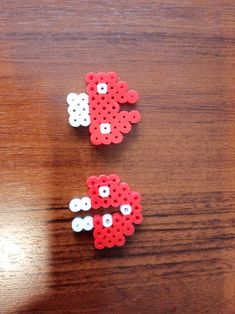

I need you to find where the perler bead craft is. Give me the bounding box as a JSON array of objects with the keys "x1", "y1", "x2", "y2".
[
  {"x1": 69, "y1": 174, "x2": 143, "y2": 249},
  {"x1": 66, "y1": 72, "x2": 141, "y2": 145}
]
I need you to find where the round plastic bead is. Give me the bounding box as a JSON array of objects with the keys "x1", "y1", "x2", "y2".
[
  {"x1": 109, "y1": 174, "x2": 120, "y2": 184},
  {"x1": 131, "y1": 192, "x2": 142, "y2": 203},
  {"x1": 90, "y1": 133, "x2": 102, "y2": 145},
  {"x1": 93, "y1": 215, "x2": 102, "y2": 228},
  {"x1": 87, "y1": 176, "x2": 99, "y2": 187},
  {"x1": 81, "y1": 197, "x2": 91, "y2": 211},
  {"x1": 98, "y1": 186, "x2": 110, "y2": 197},
  {"x1": 127, "y1": 90, "x2": 139, "y2": 104},
  {"x1": 77, "y1": 93, "x2": 89, "y2": 104},
  {"x1": 99, "y1": 175, "x2": 110, "y2": 184},
  {"x1": 111, "y1": 131, "x2": 123, "y2": 144},
  {"x1": 85, "y1": 72, "x2": 98, "y2": 84},
  {"x1": 120, "y1": 194, "x2": 131, "y2": 205},
  {"x1": 132, "y1": 212, "x2": 143, "y2": 224},
  {"x1": 67, "y1": 93, "x2": 80, "y2": 106},
  {"x1": 97, "y1": 72, "x2": 108, "y2": 83},
  {"x1": 101, "y1": 134, "x2": 112, "y2": 145},
  {"x1": 128, "y1": 110, "x2": 141, "y2": 124},
  {"x1": 116, "y1": 81, "x2": 128, "y2": 92},
  {"x1": 119, "y1": 182, "x2": 130, "y2": 193},
  {"x1": 123, "y1": 223, "x2": 135, "y2": 236},
  {"x1": 115, "y1": 235, "x2": 126, "y2": 247},
  {"x1": 80, "y1": 115, "x2": 90, "y2": 127},
  {"x1": 132, "y1": 203, "x2": 142, "y2": 213},
  {"x1": 91, "y1": 197, "x2": 102, "y2": 209},
  {"x1": 117, "y1": 92, "x2": 128, "y2": 104},
  {"x1": 69, "y1": 198, "x2": 82, "y2": 212},
  {"x1": 102, "y1": 197, "x2": 111, "y2": 208},
  {"x1": 102, "y1": 214, "x2": 113, "y2": 227},
  {"x1": 120, "y1": 204, "x2": 132, "y2": 215},
  {"x1": 94, "y1": 239, "x2": 105, "y2": 250},
  {"x1": 112, "y1": 213, "x2": 123, "y2": 226},
  {"x1": 105, "y1": 236, "x2": 115, "y2": 248},
  {"x1": 86, "y1": 83, "x2": 97, "y2": 95},
  {"x1": 83, "y1": 216, "x2": 93, "y2": 231},
  {"x1": 100, "y1": 123, "x2": 111, "y2": 134},
  {"x1": 118, "y1": 120, "x2": 131, "y2": 134},
  {"x1": 69, "y1": 115, "x2": 81, "y2": 127},
  {"x1": 67, "y1": 104, "x2": 80, "y2": 116},
  {"x1": 72, "y1": 217, "x2": 83, "y2": 232},
  {"x1": 97, "y1": 83, "x2": 108, "y2": 94},
  {"x1": 107, "y1": 71, "x2": 118, "y2": 83}
]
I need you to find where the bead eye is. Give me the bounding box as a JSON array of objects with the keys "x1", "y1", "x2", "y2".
[
  {"x1": 97, "y1": 83, "x2": 108, "y2": 94},
  {"x1": 102, "y1": 214, "x2": 113, "y2": 227},
  {"x1": 99, "y1": 186, "x2": 110, "y2": 198},
  {"x1": 100, "y1": 123, "x2": 111, "y2": 134},
  {"x1": 120, "y1": 204, "x2": 132, "y2": 215}
]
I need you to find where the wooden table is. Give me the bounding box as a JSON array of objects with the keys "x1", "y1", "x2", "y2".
[{"x1": 1, "y1": 1, "x2": 235, "y2": 313}]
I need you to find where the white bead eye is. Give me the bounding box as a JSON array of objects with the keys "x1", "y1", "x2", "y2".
[
  {"x1": 81, "y1": 197, "x2": 91, "y2": 211},
  {"x1": 97, "y1": 83, "x2": 108, "y2": 94},
  {"x1": 83, "y1": 216, "x2": 93, "y2": 231},
  {"x1": 100, "y1": 123, "x2": 111, "y2": 134},
  {"x1": 69, "y1": 198, "x2": 82, "y2": 212},
  {"x1": 99, "y1": 186, "x2": 110, "y2": 198},
  {"x1": 69, "y1": 115, "x2": 81, "y2": 127},
  {"x1": 72, "y1": 217, "x2": 83, "y2": 232},
  {"x1": 120, "y1": 204, "x2": 132, "y2": 215},
  {"x1": 102, "y1": 214, "x2": 112, "y2": 227},
  {"x1": 67, "y1": 93, "x2": 80, "y2": 106}
]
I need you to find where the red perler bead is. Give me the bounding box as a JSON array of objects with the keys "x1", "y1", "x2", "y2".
[
  {"x1": 69, "y1": 174, "x2": 143, "y2": 249},
  {"x1": 67, "y1": 72, "x2": 141, "y2": 145}
]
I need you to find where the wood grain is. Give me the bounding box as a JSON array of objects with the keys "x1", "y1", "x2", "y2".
[{"x1": 0, "y1": 1, "x2": 235, "y2": 313}]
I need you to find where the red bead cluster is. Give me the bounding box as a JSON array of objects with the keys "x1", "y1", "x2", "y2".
[
  {"x1": 87, "y1": 174, "x2": 143, "y2": 249},
  {"x1": 86, "y1": 72, "x2": 141, "y2": 145}
]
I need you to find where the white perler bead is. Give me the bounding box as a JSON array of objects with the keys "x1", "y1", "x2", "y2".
[
  {"x1": 80, "y1": 114, "x2": 90, "y2": 127},
  {"x1": 83, "y1": 216, "x2": 93, "y2": 231},
  {"x1": 72, "y1": 217, "x2": 83, "y2": 232},
  {"x1": 80, "y1": 197, "x2": 91, "y2": 211},
  {"x1": 77, "y1": 93, "x2": 88, "y2": 104},
  {"x1": 97, "y1": 83, "x2": 108, "y2": 94},
  {"x1": 69, "y1": 198, "x2": 82, "y2": 212},
  {"x1": 99, "y1": 186, "x2": 110, "y2": 197},
  {"x1": 100, "y1": 123, "x2": 111, "y2": 134},
  {"x1": 120, "y1": 204, "x2": 132, "y2": 215},
  {"x1": 69, "y1": 115, "x2": 81, "y2": 127},
  {"x1": 67, "y1": 93, "x2": 80, "y2": 106},
  {"x1": 102, "y1": 213, "x2": 113, "y2": 227}
]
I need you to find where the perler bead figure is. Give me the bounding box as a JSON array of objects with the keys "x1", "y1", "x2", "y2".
[
  {"x1": 69, "y1": 174, "x2": 143, "y2": 249},
  {"x1": 66, "y1": 72, "x2": 141, "y2": 145}
]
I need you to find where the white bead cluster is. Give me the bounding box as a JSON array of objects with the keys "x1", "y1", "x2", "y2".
[
  {"x1": 72, "y1": 216, "x2": 93, "y2": 232},
  {"x1": 69, "y1": 197, "x2": 91, "y2": 212},
  {"x1": 67, "y1": 92, "x2": 90, "y2": 127}
]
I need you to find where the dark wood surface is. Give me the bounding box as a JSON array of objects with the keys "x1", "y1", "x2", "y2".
[{"x1": 0, "y1": 1, "x2": 235, "y2": 313}]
